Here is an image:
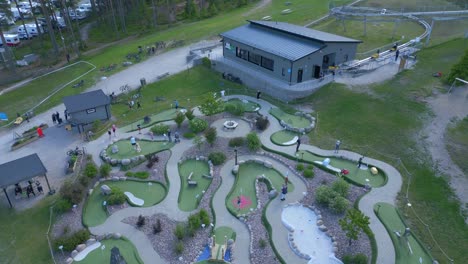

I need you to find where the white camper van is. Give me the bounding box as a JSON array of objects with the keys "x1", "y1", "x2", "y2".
[
  {"x1": 69, "y1": 9, "x2": 87, "y2": 20},
  {"x1": 17, "y1": 24, "x2": 43, "y2": 39},
  {"x1": 0, "y1": 34, "x2": 21, "y2": 47},
  {"x1": 10, "y1": 7, "x2": 31, "y2": 20}
]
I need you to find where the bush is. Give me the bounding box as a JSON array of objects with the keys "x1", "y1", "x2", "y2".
[
  {"x1": 256, "y1": 116, "x2": 269, "y2": 131},
  {"x1": 199, "y1": 209, "x2": 210, "y2": 226},
  {"x1": 332, "y1": 179, "x2": 350, "y2": 197},
  {"x1": 224, "y1": 103, "x2": 243, "y2": 116},
  {"x1": 100, "y1": 164, "x2": 111, "y2": 177},
  {"x1": 84, "y1": 163, "x2": 98, "y2": 178},
  {"x1": 259, "y1": 239, "x2": 267, "y2": 248},
  {"x1": 189, "y1": 118, "x2": 208, "y2": 133},
  {"x1": 175, "y1": 241, "x2": 184, "y2": 254},
  {"x1": 303, "y1": 169, "x2": 314, "y2": 178},
  {"x1": 246, "y1": 132, "x2": 261, "y2": 151},
  {"x1": 146, "y1": 154, "x2": 159, "y2": 169},
  {"x1": 151, "y1": 124, "x2": 170, "y2": 135},
  {"x1": 134, "y1": 171, "x2": 150, "y2": 179},
  {"x1": 53, "y1": 229, "x2": 90, "y2": 251},
  {"x1": 183, "y1": 132, "x2": 195, "y2": 139},
  {"x1": 329, "y1": 196, "x2": 349, "y2": 214},
  {"x1": 152, "y1": 219, "x2": 162, "y2": 234},
  {"x1": 188, "y1": 214, "x2": 201, "y2": 236},
  {"x1": 209, "y1": 152, "x2": 226, "y2": 165},
  {"x1": 202, "y1": 57, "x2": 211, "y2": 68},
  {"x1": 125, "y1": 171, "x2": 134, "y2": 177},
  {"x1": 314, "y1": 186, "x2": 337, "y2": 206},
  {"x1": 174, "y1": 112, "x2": 186, "y2": 128},
  {"x1": 185, "y1": 109, "x2": 195, "y2": 120},
  {"x1": 204, "y1": 127, "x2": 217, "y2": 146},
  {"x1": 229, "y1": 137, "x2": 244, "y2": 147},
  {"x1": 136, "y1": 215, "x2": 146, "y2": 228},
  {"x1": 174, "y1": 224, "x2": 185, "y2": 240},
  {"x1": 342, "y1": 253, "x2": 368, "y2": 264},
  {"x1": 446, "y1": 48, "x2": 468, "y2": 85},
  {"x1": 296, "y1": 163, "x2": 304, "y2": 171},
  {"x1": 78, "y1": 175, "x2": 91, "y2": 187},
  {"x1": 55, "y1": 198, "x2": 72, "y2": 214},
  {"x1": 59, "y1": 180, "x2": 85, "y2": 205},
  {"x1": 107, "y1": 187, "x2": 126, "y2": 205}
]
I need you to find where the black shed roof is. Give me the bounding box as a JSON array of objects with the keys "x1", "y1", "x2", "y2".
[
  {"x1": 0, "y1": 153, "x2": 47, "y2": 189},
  {"x1": 63, "y1": 89, "x2": 110, "y2": 113}
]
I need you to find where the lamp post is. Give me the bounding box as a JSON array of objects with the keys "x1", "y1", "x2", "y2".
[
  {"x1": 58, "y1": 245, "x2": 64, "y2": 258},
  {"x1": 234, "y1": 147, "x2": 238, "y2": 165}
]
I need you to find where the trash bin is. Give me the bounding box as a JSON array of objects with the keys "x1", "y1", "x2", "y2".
[{"x1": 140, "y1": 78, "x2": 146, "y2": 86}]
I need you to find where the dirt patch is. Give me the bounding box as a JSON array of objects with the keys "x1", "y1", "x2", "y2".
[{"x1": 243, "y1": 0, "x2": 272, "y2": 17}]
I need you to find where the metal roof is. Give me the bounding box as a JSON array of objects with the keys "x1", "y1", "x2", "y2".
[
  {"x1": 249, "y1": 20, "x2": 361, "y2": 43},
  {"x1": 63, "y1": 89, "x2": 110, "y2": 113},
  {"x1": 221, "y1": 24, "x2": 324, "y2": 61},
  {"x1": 0, "y1": 153, "x2": 47, "y2": 189}
]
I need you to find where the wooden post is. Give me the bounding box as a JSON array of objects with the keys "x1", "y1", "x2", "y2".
[{"x1": 3, "y1": 188, "x2": 12, "y2": 208}]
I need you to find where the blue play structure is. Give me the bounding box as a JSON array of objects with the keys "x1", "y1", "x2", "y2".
[
  {"x1": 196, "y1": 244, "x2": 211, "y2": 262},
  {"x1": 224, "y1": 248, "x2": 232, "y2": 262}
]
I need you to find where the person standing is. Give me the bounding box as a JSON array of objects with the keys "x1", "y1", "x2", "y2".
[
  {"x1": 395, "y1": 49, "x2": 400, "y2": 61},
  {"x1": 112, "y1": 124, "x2": 117, "y2": 137},
  {"x1": 357, "y1": 156, "x2": 364, "y2": 168},
  {"x1": 56, "y1": 111, "x2": 60, "y2": 121},
  {"x1": 256, "y1": 91, "x2": 262, "y2": 100},
  {"x1": 107, "y1": 130, "x2": 112, "y2": 139},
  {"x1": 64, "y1": 109, "x2": 68, "y2": 121},
  {"x1": 174, "y1": 100, "x2": 179, "y2": 109},
  {"x1": 137, "y1": 124, "x2": 142, "y2": 134},
  {"x1": 237, "y1": 196, "x2": 242, "y2": 210},
  {"x1": 52, "y1": 113, "x2": 56, "y2": 124},
  {"x1": 280, "y1": 184, "x2": 288, "y2": 201},
  {"x1": 137, "y1": 101, "x2": 141, "y2": 109},
  {"x1": 130, "y1": 136, "x2": 136, "y2": 150},
  {"x1": 335, "y1": 140, "x2": 341, "y2": 153},
  {"x1": 296, "y1": 137, "x2": 301, "y2": 152},
  {"x1": 167, "y1": 129, "x2": 172, "y2": 142}
]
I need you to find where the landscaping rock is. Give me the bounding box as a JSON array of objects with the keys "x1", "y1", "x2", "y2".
[
  {"x1": 101, "y1": 185, "x2": 111, "y2": 195},
  {"x1": 138, "y1": 155, "x2": 145, "y2": 160},
  {"x1": 121, "y1": 159, "x2": 131, "y2": 165},
  {"x1": 113, "y1": 233, "x2": 122, "y2": 239},
  {"x1": 86, "y1": 238, "x2": 96, "y2": 246},
  {"x1": 317, "y1": 220, "x2": 323, "y2": 226},
  {"x1": 65, "y1": 257, "x2": 74, "y2": 264},
  {"x1": 130, "y1": 157, "x2": 139, "y2": 163},
  {"x1": 319, "y1": 225, "x2": 327, "y2": 232},
  {"x1": 111, "y1": 176, "x2": 119, "y2": 181},
  {"x1": 71, "y1": 250, "x2": 78, "y2": 258},
  {"x1": 96, "y1": 234, "x2": 105, "y2": 241},
  {"x1": 232, "y1": 165, "x2": 239, "y2": 174},
  {"x1": 263, "y1": 160, "x2": 273, "y2": 168},
  {"x1": 76, "y1": 244, "x2": 86, "y2": 252},
  {"x1": 111, "y1": 144, "x2": 119, "y2": 154},
  {"x1": 110, "y1": 159, "x2": 119, "y2": 165},
  {"x1": 119, "y1": 177, "x2": 127, "y2": 181},
  {"x1": 268, "y1": 189, "x2": 277, "y2": 199}
]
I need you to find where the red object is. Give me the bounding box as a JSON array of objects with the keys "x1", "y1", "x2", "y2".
[
  {"x1": 232, "y1": 195, "x2": 252, "y2": 209},
  {"x1": 341, "y1": 169, "x2": 349, "y2": 175},
  {"x1": 37, "y1": 127, "x2": 44, "y2": 137}
]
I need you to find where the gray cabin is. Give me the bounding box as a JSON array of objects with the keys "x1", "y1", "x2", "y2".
[
  {"x1": 63, "y1": 89, "x2": 111, "y2": 133},
  {"x1": 220, "y1": 20, "x2": 361, "y2": 84}
]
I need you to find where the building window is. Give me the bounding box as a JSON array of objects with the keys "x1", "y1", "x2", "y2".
[
  {"x1": 236, "y1": 48, "x2": 248, "y2": 60},
  {"x1": 261, "y1": 57, "x2": 274, "y2": 71},
  {"x1": 248, "y1": 52, "x2": 261, "y2": 65},
  {"x1": 86, "y1": 108, "x2": 96, "y2": 114}
]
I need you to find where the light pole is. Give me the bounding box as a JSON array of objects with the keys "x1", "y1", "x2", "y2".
[
  {"x1": 58, "y1": 245, "x2": 64, "y2": 258},
  {"x1": 234, "y1": 147, "x2": 238, "y2": 165}
]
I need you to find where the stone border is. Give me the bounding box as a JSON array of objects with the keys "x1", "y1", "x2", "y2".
[
  {"x1": 279, "y1": 112, "x2": 316, "y2": 134},
  {"x1": 65, "y1": 233, "x2": 124, "y2": 264},
  {"x1": 177, "y1": 155, "x2": 214, "y2": 177},
  {"x1": 100, "y1": 137, "x2": 165, "y2": 166}
]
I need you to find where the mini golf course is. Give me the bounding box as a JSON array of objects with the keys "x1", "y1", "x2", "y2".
[
  {"x1": 225, "y1": 99, "x2": 260, "y2": 112},
  {"x1": 106, "y1": 140, "x2": 174, "y2": 159},
  {"x1": 75, "y1": 238, "x2": 143, "y2": 264},
  {"x1": 121, "y1": 109, "x2": 177, "y2": 132},
  {"x1": 270, "y1": 130, "x2": 299, "y2": 146},
  {"x1": 374, "y1": 203, "x2": 433, "y2": 264},
  {"x1": 83, "y1": 181, "x2": 166, "y2": 227},
  {"x1": 178, "y1": 159, "x2": 211, "y2": 211},
  {"x1": 214, "y1": 226, "x2": 236, "y2": 244},
  {"x1": 297, "y1": 150, "x2": 387, "y2": 187},
  {"x1": 227, "y1": 162, "x2": 294, "y2": 215},
  {"x1": 269, "y1": 108, "x2": 311, "y2": 128}
]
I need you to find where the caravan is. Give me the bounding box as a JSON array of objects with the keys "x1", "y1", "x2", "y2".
[
  {"x1": 17, "y1": 24, "x2": 43, "y2": 39},
  {"x1": 0, "y1": 34, "x2": 21, "y2": 47},
  {"x1": 69, "y1": 9, "x2": 87, "y2": 20},
  {"x1": 10, "y1": 7, "x2": 31, "y2": 20}
]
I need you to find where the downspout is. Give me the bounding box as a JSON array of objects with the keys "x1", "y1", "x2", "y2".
[{"x1": 289, "y1": 60, "x2": 293, "y2": 85}]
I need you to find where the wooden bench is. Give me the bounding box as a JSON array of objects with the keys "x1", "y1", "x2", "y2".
[
  {"x1": 188, "y1": 180, "x2": 198, "y2": 187},
  {"x1": 202, "y1": 173, "x2": 213, "y2": 179}
]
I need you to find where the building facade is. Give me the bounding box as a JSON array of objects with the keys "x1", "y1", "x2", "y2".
[{"x1": 220, "y1": 20, "x2": 361, "y2": 84}]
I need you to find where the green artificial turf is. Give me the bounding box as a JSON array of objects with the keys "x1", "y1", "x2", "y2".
[
  {"x1": 83, "y1": 181, "x2": 166, "y2": 227},
  {"x1": 446, "y1": 117, "x2": 468, "y2": 175},
  {"x1": 227, "y1": 162, "x2": 294, "y2": 215},
  {"x1": 297, "y1": 150, "x2": 387, "y2": 187},
  {"x1": 214, "y1": 226, "x2": 236, "y2": 244},
  {"x1": 106, "y1": 140, "x2": 174, "y2": 159},
  {"x1": 374, "y1": 203, "x2": 433, "y2": 264},
  {"x1": 178, "y1": 159, "x2": 211, "y2": 212},
  {"x1": 75, "y1": 238, "x2": 143, "y2": 264},
  {"x1": 269, "y1": 108, "x2": 311, "y2": 128},
  {"x1": 270, "y1": 130, "x2": 300, "y2": 145},
  {"x1": 225, "y1": 99, "x2": 260, "y2": 112},
  {"x1": 120, "y1": 109, "x2": 177, "y2": 132}
]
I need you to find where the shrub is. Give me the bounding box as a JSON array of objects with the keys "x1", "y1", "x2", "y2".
[
  {"x1": 204, "y1": 127, "x2": 217, "y2": 146},
  {"x1": 188, "y1": 214, "x2": 201, "y2": 230},
  {"x1": 174, "y1": 112, "x2": 186, "y2": 128},
  {"x1": 342, "y1": 253, "x2": 368, "y2": 264},
  {"x1": 55, "y1": 198, "x2": 72, "y2": 214},
  {"x1": 84, "y1": 163, "x2": 98, "y2": 178},
  {"x1": 78, "y1": 175, "x2": 91, "y2": 187},
  {"x1": 224, "y1": 103, "x2": 243, "y2": 116},
  {"x1": 314, "y1": 186, "x2": 337, "y2": 206},
  {"x1": 202, "y1": 57, "x2": 211, "y2": 68},
  {"x1": 199, "y1": 209, "x2": 210, "y2": 226},
  {"x1": 151, "y1": 124, "x2": 169, "y2": 135},
  {"x1": 303, "y1": 169, "x2": 314, "y2": 178},
  {"x1": 183, "y1": 132, "x2": 195, "y2": 139},
  {"x1": 332, "y1": 179, "x2": 350, "y2": 197},
  {"x1": 59, "y1": 180, "x2": 85, "y2": 204},
  {"x1": 307, "y1": 164, "x2": 314, "y2": 170},
  {"x1": 125, "y1": 171, "x2": 134, "y2": 177},
  {"x1": 296, "y1": 163, "x2": 304, "y2": 171},
  {"x1": 136, "y1": 215, "x2": 146, "y2": 228},
  {"x1": 146, "y1": 154, "x2": 159, "y2": 169},
  {"x1": 134, "y1": 171, "x2": 149, "y2": 179},
  {"x1": 229, "y1": 137, "x2": 244, "y2": 147},
  {"x1": 246, "y1": 132, "x2": 261, "y2": 151},
  {"x1": 209, "y1": 152, "x2": 226, "y2": 165},
  {"x1": 175, "y1": 241, "x2": 184, "y2": 254},
  {"x1": 446, "y1": 48, "x2": 468, "y2": 84},
  {"x1": 53, "y1": 229, "x2": 90, "y2": 251},
  {"x1": 329, "y1": 196, "x2": 349, "y2": 214},
  {"x1": 259, "y1": 239, "x2": 267, "y2": 248},
  {"x1": 100, "y1": 164, "x2": 111, "y2": 177},
  {"x1": 107, "y1": 187, "x2": 126, "y2": 205},
  {"x1": 199, "y1": 96, "x2": 224, "y2": 116},
  {"x1": 189, "y1": 118, "x2": 208, "y2": 133},
  {"x1": 152, "y1": 219, "x2": 162, "y2": 234},
  {"x1": 185, "y1": 109, "x2": 195, "y2": 120},
  {"x1": 174, "y1": 224, "x2": 185, "y2": 240},
  {"x1": 256, "y1": 116, "x2": 269, "y2": 131}
]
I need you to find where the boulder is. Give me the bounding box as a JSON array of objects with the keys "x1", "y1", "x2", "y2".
[
  {"x1": 76, "y1": 244, "x2": 86, "y2": 252},
  {"x1": 319, "y1": 225, "x2": 327, "y2": 232},
  {"x1": 113, "y1": 233, "x2": 122, "y2": 239},
  {"x1": 111, "y1": 176, "x2": 119, "y2": 181},
  {"x1": 110, "y1": 159, "x2": 119, "y2": 165},
  {"x1": 111, "y1": 144, "x2": 119, "y2": 154},
  {"x1": 121, "y1": 159, "x2": 131, "y2": 165},
  {"x1": 139, "y1": 155, "x2": 145, "y2": 160},
  {"x1": 263, "y1": 160, "x2": 273, "y2": 168},
  {"x1": 130, "y1": 157, "x2": 139, "y2": 163},
  {"x1": 316, "y1": 220, "x2": 323, "y2": 226},
  {"x1": 96, "y1": 234, "x2": 106, "y2": 241},
  {"x1": 268, "y1": 189, "x2": 278, "y2": 199},
  {"x1": 86, "y1": 238, "x2": 96, "y2": 246},
  {"x1": 254, "y1": 158, "x2": 263, "y2": 164},
  {"x1": 71, "y1": 250, "x2": 79, "y2": 258},
  {"x1": 65, "y1": 257, "x2": 74, "y2": 264},
  {"x1": 298, "y1": 128, "x2": 305, "y2": 134},
  {"x1": 101, "y1": 185, "x2": 112, "y2": 195},
  {"x1": 232, "y1": 165, "x2": 239, "y2": 174},
  {"x1": 119, "y1": 177, "x2": 127, "y2": 181}
]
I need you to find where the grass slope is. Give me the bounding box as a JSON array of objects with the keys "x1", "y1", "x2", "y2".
[
  {"x1": 75, "y1": 238, "x2": 143, "y2": 264},
  {"x1": 178, "y1": 159, "x2": 211, "y2": 211}
]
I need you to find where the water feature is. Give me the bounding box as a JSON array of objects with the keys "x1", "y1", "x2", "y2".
[{"x1": 282, "y1": 205, "x2": 343, "y2": 264}]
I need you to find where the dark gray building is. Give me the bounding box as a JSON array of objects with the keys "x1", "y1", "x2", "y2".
[
  {"x1": 220, "y1": 20, "x2": 361, "y2": 84},
  {"x1": 63, "y1": 89, "x2": 111, "y2": 133}
]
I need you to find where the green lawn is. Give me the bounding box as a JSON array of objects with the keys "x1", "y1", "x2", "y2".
[
  {"x1": 297, "y1": 150, "x2": 387, "y2": 187},
  {"x1": 106, "y1": 140, "x2": 174, "y2": 159},
  {"x1": 75, "y1": 238, "x2": 143, "y2": 264},
  {"x1": 227, "y1": 162, "x2": 293, "y2": 215},
  {"x1": 83, "y1": 181, "x2": 166, "y2": 227},
  {"x1": 269, "y1": 108, "x2": 311, "y2": 128},
  {"x1": 0, "y1": 198, "x2": 54, "y2": 264},
  {"x1": 446, "y1": 117, "x2": 468, "y2": 175},
  {"x1": 0, "y1": 62, "x2": 95, "y2": 126},
  {"x1": 120, "y1": 109, "x2": 177, "y2": 132},
  {"x1": 214, "y1": 226, "x2": 236, "y2": 244},
  {"x1": 300, "y1": 39, "x2": 468, "y2": 262},
  {"x1": 374, "y1": 203, "x2": 433, "y2": 264},
  {"x1": 225, "y1": 99, "x2": 260, "y2": 112},
  {"x1": 178, "y1": 159, "x2": 211, "y2": 211},
  {"x1": 270, "y1": 130, "x2": 300, "y2": 145}
]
